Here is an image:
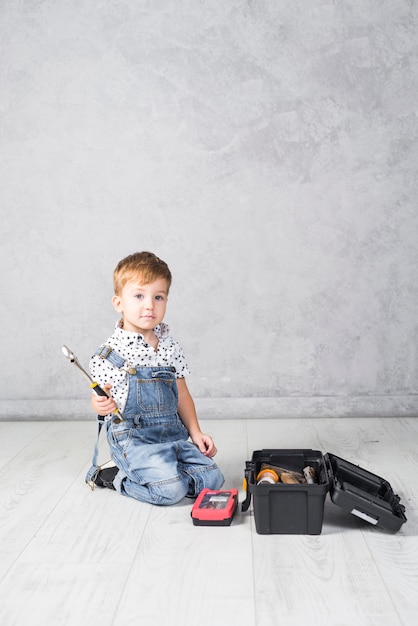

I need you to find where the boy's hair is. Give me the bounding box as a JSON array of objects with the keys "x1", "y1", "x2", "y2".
[{"x1": 113, "y1": 251, "x2": 172, "y2": 295}]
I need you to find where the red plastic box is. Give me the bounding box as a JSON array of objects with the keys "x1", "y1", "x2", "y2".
[{"x1": 191, "y1": 489, "x2": 238, "y2": 526}]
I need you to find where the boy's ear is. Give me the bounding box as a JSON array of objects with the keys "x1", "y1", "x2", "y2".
[{"x1": 112, "y1": 295, "x2": 123, "y2": 313}]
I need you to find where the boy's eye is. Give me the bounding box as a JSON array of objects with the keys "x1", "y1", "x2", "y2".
[
  {"x1": 155, "y1": 295, "x2": 164, "y2": 301},
  {"x1": 134, "y1": 294, "x2": 144, "y2": 299}
]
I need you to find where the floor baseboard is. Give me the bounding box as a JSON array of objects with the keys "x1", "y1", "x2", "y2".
[{"x1": 1, "y1": 395, "x2": 417, "y2": 420}]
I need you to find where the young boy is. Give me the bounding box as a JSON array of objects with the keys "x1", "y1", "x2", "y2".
[{"x1": 87, "y1": 251, "x2": 224, "y2": 505}]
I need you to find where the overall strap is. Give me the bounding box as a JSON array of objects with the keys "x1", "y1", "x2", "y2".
[
  {"x1": 95, "y1": 345, "x2": 126, "y2": 369},
  {"x1": 85, "y1": 416, "x2": 107, "y2": 489},
  {"x1": 85, "y1": 345, "x2": 125, "y2": 489}
]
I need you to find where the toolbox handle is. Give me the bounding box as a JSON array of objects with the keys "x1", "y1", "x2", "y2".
[{"x1": 241, "y1": 461, "x2": 253, "y2": 512}]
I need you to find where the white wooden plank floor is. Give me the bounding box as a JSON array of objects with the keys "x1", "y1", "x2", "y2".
[{"x1": 0, "y1": 417, "x2": 416, "y2": 626}]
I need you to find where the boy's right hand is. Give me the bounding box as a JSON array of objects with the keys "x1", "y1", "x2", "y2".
[{"x1": 91, "y1": 384, "x2": 118, "y2": 416}]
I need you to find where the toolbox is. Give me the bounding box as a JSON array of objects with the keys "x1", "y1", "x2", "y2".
[{"x1": 242, "y1": 449, "x2": 407, "y2": 535}]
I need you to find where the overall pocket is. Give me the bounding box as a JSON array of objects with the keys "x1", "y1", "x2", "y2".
[
  {"x1": 107, "y1": 423, "x2": 133, "y2": 457},
  {"x1": 136, "y1": 372, "x2": 178, "y2": 416}
]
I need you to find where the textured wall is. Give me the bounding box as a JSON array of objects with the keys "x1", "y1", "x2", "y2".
[{"x1": 1, "y1": 0, "x2": 417, "y2": 419}]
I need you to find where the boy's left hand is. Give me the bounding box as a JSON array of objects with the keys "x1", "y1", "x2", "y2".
[{"x1": 191, "y1": 432, "x2": 217, "y2": 457}]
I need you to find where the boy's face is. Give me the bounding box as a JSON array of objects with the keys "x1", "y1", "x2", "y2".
[{"x1": 112, "y1": 277, "x2": 168, "y2": 335}]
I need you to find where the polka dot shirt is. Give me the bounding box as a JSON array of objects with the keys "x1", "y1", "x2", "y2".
[{"x1": 89, "y1": 320, "x2": 190, "y2": 415}]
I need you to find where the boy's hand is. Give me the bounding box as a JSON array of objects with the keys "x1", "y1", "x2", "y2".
[
  {"x1": 191, "y1": 432, "x2": 217, "y2": 457},
  {"x1": 91, "y1": 384, "x2": 118, "y2": 416}
]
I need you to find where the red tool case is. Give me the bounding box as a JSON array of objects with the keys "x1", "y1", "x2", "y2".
[{"x1": 191, "y1": 489, "x2": 238, "y2": 526}]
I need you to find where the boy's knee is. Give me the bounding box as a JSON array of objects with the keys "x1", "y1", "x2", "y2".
[
  {"x1": 120, "y1": 474, "x2": 188, "y2": 505},
  {"x1": 150, "y1": 478, "x2": 189, "y2": 506},
  {"x1": 192, "y1": 465, "x2": 225, "y2": 495},
  {"x1": 205, "y1": 466, "x2": 225, "y2": 490}
]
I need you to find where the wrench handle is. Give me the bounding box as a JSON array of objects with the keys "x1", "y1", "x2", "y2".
[
  {"x1": 90, "y1": 381, "x2": 109, "y2": 397},
  {"x1": 90, "y1": 381, "x2": 125, "y2": 423}
]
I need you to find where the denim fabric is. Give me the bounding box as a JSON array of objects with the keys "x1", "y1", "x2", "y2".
[{"x1": 105, "y1": 364, "x2": 224, "y2": 505}]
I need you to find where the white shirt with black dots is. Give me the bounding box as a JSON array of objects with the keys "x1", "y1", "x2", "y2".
[{"x1": 89, "y1": 320, "x2": 191, "y2": 417}]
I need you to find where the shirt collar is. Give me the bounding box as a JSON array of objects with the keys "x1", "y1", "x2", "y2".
[{"x1": 114, "y1": 319, "x2": 170, "y2": 344}]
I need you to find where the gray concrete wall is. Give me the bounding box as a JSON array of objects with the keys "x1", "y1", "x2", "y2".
[{"x1": 1, "y1": 0, "x2": 417, "y2": 420}]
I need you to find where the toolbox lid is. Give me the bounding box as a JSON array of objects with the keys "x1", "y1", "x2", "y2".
[{"x1": 325, "y1": 453, "x2": 407, "y2": 532}]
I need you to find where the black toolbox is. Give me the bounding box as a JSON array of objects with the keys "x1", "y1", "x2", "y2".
[{"x1": 242, "y1": 449, "x2": 407, "y2": 535}]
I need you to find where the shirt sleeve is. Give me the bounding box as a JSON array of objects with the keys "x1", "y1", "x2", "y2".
[{"x1": 172, "y1": 340, "x2": 191, "y2": 378}]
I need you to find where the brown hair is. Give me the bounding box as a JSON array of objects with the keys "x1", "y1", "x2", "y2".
[{"x1": 113, "y1": 252, "x2": 172, "y2": 295}]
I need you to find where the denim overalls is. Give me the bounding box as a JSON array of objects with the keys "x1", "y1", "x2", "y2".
[{"x1": 86, "y1": 346, "x2": 224, "y2": 505}]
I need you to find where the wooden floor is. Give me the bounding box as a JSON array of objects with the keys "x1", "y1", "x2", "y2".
[{"x1": 0, "y1": 417, "x2": 416, "y2": 626}]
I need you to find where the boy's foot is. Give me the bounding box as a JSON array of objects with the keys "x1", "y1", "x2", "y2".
[{"x1": 94, "y1": 466, "x2": 118, "y2": 490}]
